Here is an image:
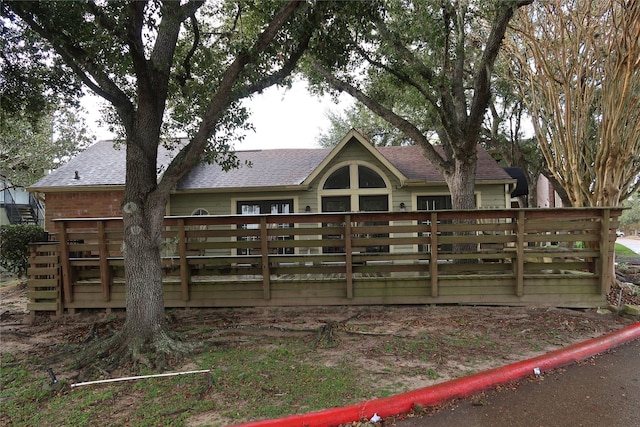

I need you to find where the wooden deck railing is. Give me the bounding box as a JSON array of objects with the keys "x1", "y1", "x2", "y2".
[{"x1": 27, "y1": 208, "x2": 622, "y2": 314}]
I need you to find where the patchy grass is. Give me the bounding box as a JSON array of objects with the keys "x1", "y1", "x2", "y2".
[
  {"x1": 1, "y1": 303, "x2": 637, "y2": 426},
  {"x1": 615, "y1": 242, "x2": 637, "y2": 257},
  {"x1": 0, "y1": 334, "x2": 374, "y2": 427}
]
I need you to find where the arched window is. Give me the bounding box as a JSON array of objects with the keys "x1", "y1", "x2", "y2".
[
  {"x1": 191, "y1": 208, "x2": 209, "y2": 216},
  {"x1": 358, "y1": 165, "x2": 386, "y2": 188},
  {"x1": 323, "y1": 166, "x2": 350, "y2": 189},
  {"x1": 320, "y1": 163, "x2": 390, "y2": 253}
]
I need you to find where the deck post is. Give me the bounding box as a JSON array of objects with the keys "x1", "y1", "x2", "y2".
[
  {"x1": 598, "y1": 209, "x2": 611, "y2": 295},
  {"x1": 178, "y1": 219, "x2": 190, "y2": 301},
  {"x1": 57, "y1": 221, "x2": 73, "y2": 304},
  {"x1": 97, "y1": 221, "x2": 111, "y2": 302},
  {"x1": 430, "y1": 212, "x2": 438, "y2": 297},
  {"x1": 345, "y1": 215, "x2": 353, "y2": 299},
  {"x1": 260, "y1": 216, "x2": 270, "y2": 300},
  {"x1": 515, "y1": 210, "x2": 525, "y2": 297}
]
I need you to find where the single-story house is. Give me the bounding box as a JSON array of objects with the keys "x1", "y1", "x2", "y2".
[{"x1": 29, "y1": 129, "x2": 516, "y2": 231}]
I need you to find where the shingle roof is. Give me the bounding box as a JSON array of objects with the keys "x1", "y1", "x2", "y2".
[
  {"x1": 29, "y1": 141, "x2": 177, "y2": 188},
  {"x1": 30, "y1": 139, "x2": 512, "y2": 191},
  {"x1": 178, "y1": 148, "x2": 331, "y2": 189},
  {"x1": 377, "y1": 145, "x2": 512, "y2": 182}
]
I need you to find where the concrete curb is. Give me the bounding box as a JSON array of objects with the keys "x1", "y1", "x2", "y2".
[{"x1": 231, "y1": 321, "x2": 640, "y2": 427}]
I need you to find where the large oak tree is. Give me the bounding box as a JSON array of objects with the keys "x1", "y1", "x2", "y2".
[
  {"x1": 307, "y1": 0, "x2": 532, "y2": 210},
  {"x1": 2, "y1": 0, "x2": 366, "y2": 367}
]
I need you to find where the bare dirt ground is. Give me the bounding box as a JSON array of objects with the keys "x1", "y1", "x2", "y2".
[{"x1": 1, "y1": 264, "x2": 640, "y2": 426}]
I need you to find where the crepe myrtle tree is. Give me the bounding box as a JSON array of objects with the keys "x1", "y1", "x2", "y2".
[
  {"x1": 507, "y1": 0, "x2": 640, "y2": 207},
  {"x1": 3, "y1": 0, "x2": 374, "y2": 368}
]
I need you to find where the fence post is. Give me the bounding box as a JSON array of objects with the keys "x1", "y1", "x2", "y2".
[
  {"x1": 345, "y1": 215, "x2": 353, "y2": 299},
  {"x1": 178, "y1": 219, "x2": 190, "y2": 302},
  {"x1": 515, "y1": 210, "x2": 525, "y2": 297},
  {"x1": 598, "y1": 209, "x2": 611, "y2": 295},
  {"x1": 430, "y1": 212, "x2": 438, "y2": 297},
  {"x1": 260, "y1": 216, "x2": 270, "y2": 300},
  {"x1": 57, "y1": 221, "x2": 73, "y2": 304}
]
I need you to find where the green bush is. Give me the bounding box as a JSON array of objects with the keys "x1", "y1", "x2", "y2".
[{"x1": 0, "y1": 224, "x2": 46, "y2": 277}]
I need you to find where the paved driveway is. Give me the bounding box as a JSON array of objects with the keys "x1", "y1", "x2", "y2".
[{"x1": 617, "y1": 237, "x2": 640, "y2": 254}]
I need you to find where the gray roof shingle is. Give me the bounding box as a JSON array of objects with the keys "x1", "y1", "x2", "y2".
[
  {"x1": 377, "y1": 145, "x2": 512, "y2": 182},
  {"x1": 30, "y1": 139, "x2": 512, "y2": 190},
  {"x1": 178, "y1": 148, "x2": 331, "y2": 189}
]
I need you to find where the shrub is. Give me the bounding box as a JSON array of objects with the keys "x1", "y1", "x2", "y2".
[{"x1": 0, "y1": 224, "x2": 46, "y2": 277}]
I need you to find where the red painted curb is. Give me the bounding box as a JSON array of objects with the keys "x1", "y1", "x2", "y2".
[{"x1": 230, "y1": 321, "x2": 640, "y2": 427}]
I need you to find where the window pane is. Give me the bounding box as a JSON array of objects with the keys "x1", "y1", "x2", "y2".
[
  {"x1": 321, "y1": 196, "x2": 350, "y2": 254},
  {"x1": 417, "y1": 196, "x2": 452, "y2": 211},
  {"x1": 358, "y1": 165, "x2": 386, "y2": 188},
  {"x1": 323, "y1": 166, "x2": 350, "y2": 189},
  {"x1": 322, "y1": 196, "x2": 351, "y2": 212},
  {"x1": 359, "y1": 195, "x2": 388, "y2": 211},
  {"x1": 237, "y1": 199, "x2": 293, "y2": 255},
  {"x1": 192, "y1": 208, "x2": 209, "y2": 215},
  {"x1": 417, "y1": 196, "x2": 452, "y2": 252}
]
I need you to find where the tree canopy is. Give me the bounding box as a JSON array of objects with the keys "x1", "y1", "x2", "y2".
[
  {"x1": 0, "y1": 106, "x2": 92, "y2": 188},
  {"x1": 2, "y1": 0, "x2": 372, "y2": 368},
  {"x1": 306, "y1": 0, "x2": 532, "y2": 210},
  {"x1": 1, "y1": 12, "x2": 89, "y2": 188}
]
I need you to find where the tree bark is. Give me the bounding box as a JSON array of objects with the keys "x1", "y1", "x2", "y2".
[
  {"x1": 120, "y1": 124, "x2": 168, "y2": 352},
  {"x1": 446, "y1": 155, "x2": 478, "y2": 210}
]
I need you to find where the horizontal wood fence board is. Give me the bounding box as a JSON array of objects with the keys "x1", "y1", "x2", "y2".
[
  {"x1": 27, "y1": 267, "x2": 59, "y2": 276},
  {"x1": 28, "y1": 279, "x2": 59, "y2": 287},
  {"x1": 27, "y1": 289, "x2": 59, "y2": 298},
  {"x1": 27, "y1": 302, "x2": 59, "y2": 311}
]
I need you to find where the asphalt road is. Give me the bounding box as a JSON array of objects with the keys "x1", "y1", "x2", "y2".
[{"x1": 392, "y1": 338, "x2": 640, "y2": 427}]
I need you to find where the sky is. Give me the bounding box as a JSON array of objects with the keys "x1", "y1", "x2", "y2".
[{"x1": 81, "y1": 80, "x2": 352, "y2": 151}]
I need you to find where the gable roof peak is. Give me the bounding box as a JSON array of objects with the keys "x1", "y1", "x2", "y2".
[{"x1": 301, "y1": 129, "x2": 409, "y2": 186}]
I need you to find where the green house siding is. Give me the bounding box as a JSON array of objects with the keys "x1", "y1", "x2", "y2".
[
  {"x1": 311, "y1": 141, "x2": 403, "y2": 188},
  {"x1": 165, "y1": 134, "x2": 512, "y2": 259},
  {"x1": 169, "y1": 191, "x2": 311, "y2": 216},
  {"x1": 476, "y1": 184, "x2": 510, "y2": 208}
]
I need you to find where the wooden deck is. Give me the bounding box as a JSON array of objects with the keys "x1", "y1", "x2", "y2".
[{"x1": 27, "y1": 208, "x2": 622, "y2": 314}]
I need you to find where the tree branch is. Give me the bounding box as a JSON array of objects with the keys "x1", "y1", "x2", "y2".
[
  {"x1": 176, "y1": 14, "x2": 201, "y2": 90},
  {"x1": 311, "y1": 62, "x2": 453, "y2": 175},
  {"x1": 154, "y1": 0, "x2": 305, "y2": 197},
  {"x1": 8, "y1": 3, "x2": 135, "y2": 123},
  {"x1": 467, "y1": 0, "x2": 532, "y2": 148}
]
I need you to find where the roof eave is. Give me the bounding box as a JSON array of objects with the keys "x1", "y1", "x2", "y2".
[
  {"x1": 172, "y1": 184, "x2": 310, "y2": 194},
  {"x1": 28, "y1": 184, "x2": 126, "y2": 193}
]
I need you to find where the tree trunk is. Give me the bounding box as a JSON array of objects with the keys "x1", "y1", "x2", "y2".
[
  {"x1": 121, "y1": 203, "x2": 166, "y2": 350},
  {"x1": 447, "y1": 155, "x2": 477, "y2": 210},
  {"x1": 446, "y1": 156, "x2": 478, "y2": 260},
  {"x1": 119, "y1": 129, "x2": 170, "y2": 355}
]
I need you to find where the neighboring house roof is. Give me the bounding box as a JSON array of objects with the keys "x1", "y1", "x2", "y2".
[{"x1": 29, "y1": 130, "x2": 513, "y2": 192}]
